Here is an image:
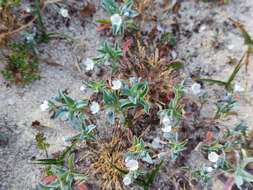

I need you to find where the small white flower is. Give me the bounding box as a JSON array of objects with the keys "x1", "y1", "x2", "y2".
[
  {"x1": 110, "y1": 14, "x2": 122, "y2": 26},
  {"x1": 111, "y1": 80, "x2": 122, "y2": 90},
  {"x1": 234, "y1": 82, "x2": 244, "y2": 92},
  {"x1": 83, "y1": 58, "x2": 95, "y2": 71},
  {"x1": 161, "y1": 115, "x2": 172, "y2": 133},
  {"x1": 191, "y1": 82, "x2": 202, "y2": 95},
  {"x1": 205, "y1": 166, "x2": 213, "y2": 173},
  {"x1": 151, "y1": 137, "x2": 162, "y2": 149},
  {"x1": 90, "y1": 101, "x2": 100, "y2": 114},
  {"x1": 123, "y1": 174, "x2": 132, "y2": 186},
  {"x1": 162, "y1": 125, "x2": 172, "y2": 133},
  {"x1": 161, "y1": 114, "x2": 172, "y2": 127},
  {"x1": 40, "y1": 100, "x2": 49, "y2": 112},
  {"x1": 80, "y1": 85, "x2": 86, "y2": 92},
  {"x1": 59, "y1": 8, "x2": 69, "y2": 18},
  {"x1": 208, "y1": 152, "x2": 219, "y2": 163},
  {"x1": 125, "y1": 159, "x2": 139, "y2": 171}
]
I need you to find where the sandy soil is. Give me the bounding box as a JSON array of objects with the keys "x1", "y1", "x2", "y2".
[{"x1": 0, "y1": 0, "x2": 253, "y2": 189}]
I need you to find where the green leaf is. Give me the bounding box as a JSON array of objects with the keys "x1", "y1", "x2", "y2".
[{"x1": 167, "y1": 61, "x2": 184, "y2": 70}]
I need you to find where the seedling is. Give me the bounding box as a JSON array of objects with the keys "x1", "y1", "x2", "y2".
[
  {"x1": 1, "y1": 42, "x2": 40, "y2": 84},
  {"x1": 37, "y1": 154, "x2": 86, "y2": 190},
  {"x1": 49, "y1": 91, "x2": 88, "y2": 122},
  {"x1": 234, "y1": 157, "x2": 253, "y2": 189},
  {"x1": 160, "y1": 85, "x2": 184, "y2": 127},
  {"x1": 214, "y1": 96, "x2": 237, "y2": 119},
  {"x1": 127, "y1": 137, "x2": 153, "y2": 164},
  {"x1": 36, "y1": 132, "x2": 50, "y2": 158},
  {"x1": 66, "y1": 122, "x2": 96, "y2": 142},
  {"x1": 192, "y1": 166, "x2": 212, "y2": 185},
  {"x1": 94, "y1": 42, "x2": 122, "y2": 72},
  {"x1": 100, "y1": 0, "x2": 138, "y2": 35},
  {"x1": 169, "y1": 140, "x2": 188, "y2": 161}
]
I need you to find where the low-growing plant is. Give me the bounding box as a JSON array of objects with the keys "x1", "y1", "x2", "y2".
[
  {"x1": 48, "y1": 91, "x2": 88, "y2": 122},
  {"x1": 126, "y1": 137, "x2": 153, "y2": 164},
  {"x1": 1, "y1": 42, "x2": 40, "y2": 84},
  {"x1": 100, "y1": 0, "x2": 139, "y2": 35},
  {"x1": 93, "y1": 42, "x2": 123, "y2": 72},
  {"x1": 214, "y1": 95, "x2": 237, "y2": 119},
  {"x1": 36, "y1": 132, "x2": 50, "y2": 158},
  {"x1": 37, "y1": 154, "x2": 86, "y2": 190}
]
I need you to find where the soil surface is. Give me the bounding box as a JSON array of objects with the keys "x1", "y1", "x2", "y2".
[{"x1": 0, "y1": 0, "x2": 253, "y2": 189}]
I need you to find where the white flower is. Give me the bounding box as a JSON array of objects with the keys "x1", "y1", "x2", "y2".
[
  {"x1": 208, "y1": 152, "x2": 219, "y2": 163},
  {"x1": 162, "y1": 125, "x2": 172, "y2": 133},
  {"x1": 123, "y1": 174, "x2": 132, "y2": 186},
  {"x1": 234, "y1": 82, "x2": 244, "y2": 92},
  {"x1": 125, "y1": 159, "x2": 139, "y2": 171},
  {"x1": 59, "y1": 8, "x2": 69, "y2": 18},
  {"x1": 80, "y1": 85, "x2": 86, "y2": 92},
  {"x1": 111, "y1": 80, "x2": 122, "y2": 90},
  {"x1": 40, "y1": 100, "x2": 49, "y2": 112},
  {"x1": 83, "y1": 58, "x2": 94, "y2": 71},
  {"x1": 205, "y1": 166, "x2": 213, "y2": 173},
  {"x1": 191, "y1": 82, "x2": 202, "y2": 95},
  {"x1": 90, "y1": 101, "x2": 100, "y2": 114},
  {"x1": 161, "y1": 115, "x2": 172, "y2": 133},
  {"x1": 110, "y1": 14, "x2": 122, "y2": 26},
  {"x1": 151, "y1": 137, "x2": 162, "y2": 149},
  {"x1": 161, "y1": 114, "x2": 172, "y2": 126}
]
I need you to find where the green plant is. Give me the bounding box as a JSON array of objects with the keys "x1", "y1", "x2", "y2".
[
  {"x1": 234, "y1": 157, "x2": 253, "y2": 189},
  {"x1": 160, "y1": 85, "x2": 184, "y2": 127},
  {"x1": 94, "y1": 42, "x2": 122, "y2": 72},
  {"x1": 102, "y1": 79, "x2": 150, "y2": 122},
  {"x1": 169, "y1": 140, "x2": 188, "y2": 161},
  {"x1": 135, "y1": 161, "x2": 163, "y2": 190},
  {"x1": 1, "y1": 42, "x2": 40, "y2": 84},
  {"x1": 37, "y1": 154, "x2": 86, "y2": 190},
  {"x1": 36, "y1": 132, "x2": 50, "y2": 157},
  {"x1": 100, "y1": 0, "x2": 138, "y2": 35},
  {"x1": 49, "y1": 91, "x2": 88, "y2": 122},
  {"x1": 127, "y1": 137, "x2": 153, "y2": 164},
  {"x1": 66, "y1": 122, "x2": 96, "y2": 142},
  {"x1": 0, "y1": 0, "x2": 20, "y2": 7},
  {"x1": 214, "y1": 96, "x2": 237, "y2": 119},
  {"x1": 192, "y1": 166, "x2": 212, "y2": 185}
]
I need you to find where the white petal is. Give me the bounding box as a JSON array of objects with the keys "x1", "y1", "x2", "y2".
[
  {"x1": 191, "y1": 83, "x2": 202, "y2": 95},
  {"x1": 80, "y1": 85, "x2": 86, "y2": 92},
  {"x1": 90, "y1": 101, "x2": 100, "y2": 114},
  {"x1": 234, "y1": 82, "x2": 244, "y2": 92},
  {"x1": 59, "y1": 8, "x2": 69, "y2": 18},
  {"x1": 110, "y1": 14, "x2": 122, "y2": 26},
  {"x1": 123, "y1": 175, "x2": 132, "y2": 186},
  {"x1": 151, "y1": 137, "x2": 162, "y2": 149},
  {"x1": 83, "y1": 58, "x2": 95, "y2": 71},
  {"x1": 40, "y1": 100, "x2": 49, "y2": 112},
  {"x1": 205, "y1": 166, "x2": 213, "y2": 173},
  {"x1": 162, "y1": 125, "x2": 172, "y2": 133},
  {"x1": 125, "y1": 159, "x2": 139, "y2": 171},
  {"x1": 112, "y1": 80, "x2": 122, "y2": 90},
  {"x1": 162, "y1": 115, "x2": 172, "y2": 126},
  {"x1": 208, "y1": 152, "x2": 219, "y2": 163}
]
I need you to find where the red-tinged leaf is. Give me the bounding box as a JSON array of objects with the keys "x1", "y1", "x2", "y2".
[
  {"x1": 74, "y1": 183, "x2": 88, "y2": 190},
  {"x1": 205, "y1": 131, "x2": 214, "y2": 142},
  {"x1": 80, "y1": 3, "x2": 96, "y2": 17},
  {"x1": 224, "y1": 177, "x2": 234, "y2": 190},
  {"x1": 96, "y1": 24, "x2": 111, "y2": 32},
  {"x1": 122, "y1": 38, "x2": 133, "y2": 54},
  {"x1": 41, "y1": 175, "x2": 57, "y2": 185}
]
